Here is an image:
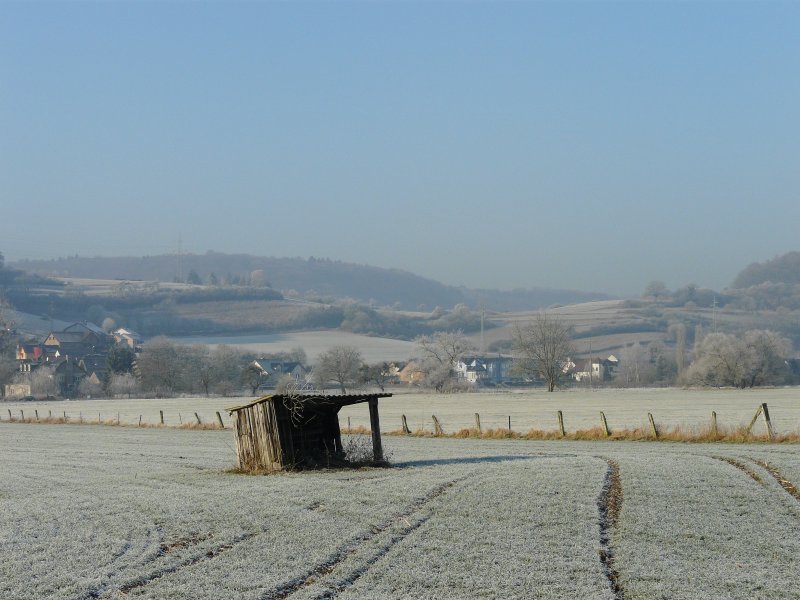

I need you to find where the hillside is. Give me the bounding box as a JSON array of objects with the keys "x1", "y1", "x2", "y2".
[
  {"x1": 732, "y1": 251, "x2": 800, "y2": 288},
  {"x1": 11, "y1": 252, "x2": 611, "y2": 311}
]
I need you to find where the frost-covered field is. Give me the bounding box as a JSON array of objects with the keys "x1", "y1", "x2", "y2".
[
  {"x1": 173, "y1": 331, "x2": 416, "y2": 363},
  {"x1": 2, "y1": 424, "x2": 800, "y2": 599},
  {"x1": 3, "y1": 387, "x2": 800, "y2": 434}
]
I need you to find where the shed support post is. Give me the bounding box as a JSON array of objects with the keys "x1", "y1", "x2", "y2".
[
  {"x1": 368, "y1": 398, "x2": 383, "y2": 462},
  {"x1": 332, "y1": 412, "x2": 343, "y2": 456}
]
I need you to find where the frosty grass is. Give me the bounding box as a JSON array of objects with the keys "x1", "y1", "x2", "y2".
[{"x1": 1, "y1": 423, "x2": 799, "y2": 599}]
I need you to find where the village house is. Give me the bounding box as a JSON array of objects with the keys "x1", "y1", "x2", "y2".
[
  {"x1": 397, "y1": 360, "x2": 426, "y2": 385},
  {"x1": 112, "y1": 327, "x2": 143, "y2": 350},
  {"x1": 563, "y1": 355, "x2": 620, "y2": 382},
  {"x1": 13, "y1": 322, "x2": 128, "y2": 397},
  {"x1": 455, "y1": 356, "x2": 515, "y2": 385},
  {"x1": 252, "y1": 359, "x2": 311, "y2": 389}
]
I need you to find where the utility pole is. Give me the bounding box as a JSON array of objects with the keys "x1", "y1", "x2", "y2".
[
  {"x1": 480, "y1": 304, "x2": 485, "y2": 354},
  {"x1": 712, "y1": 296, "x2": 718, "y2": 333},
  {"x1": 176, "y1": 234, "x2": 183, "y2": 283}
]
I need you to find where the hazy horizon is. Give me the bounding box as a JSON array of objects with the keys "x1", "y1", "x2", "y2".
[{"x1": 3, "y1": 2, "x2": 799, "y2": 297}]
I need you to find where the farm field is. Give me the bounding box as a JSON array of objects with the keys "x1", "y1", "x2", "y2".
[
  {"x1": 2, "y1": 424, "x2": 800, "y2": 599},
  {"x1": 173, "y1": 330, "x2": 416, "y2": 363},
  {"x1": 3, "y1": 387, "x2": 800, "y2": 435}
]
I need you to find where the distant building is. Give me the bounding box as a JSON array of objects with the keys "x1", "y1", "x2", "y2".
[
  {"x1": 563, "y1": 355, "x2": 620, "y2": 382},
  {"x1": 252, "y1": 359, "x2": 311, "y2": 389},
  {"x1": 53, "y1": 357, "x2": 87, "y2": 397},
  {"x1": 14, "y1": 322, "x2": 123, "y2": 396},
  {"x1": 455, "y1": 356, "x2": 514, "y2": 385},
  {"x1": 112, "y1": 328, "x2": 143, "y2": 350},
  {"x1": 3, "y1": 383, "x2": 31, "y2": 398},
  {"x1": 397, "y1": 361, "x2": 426, "y2": 385}
]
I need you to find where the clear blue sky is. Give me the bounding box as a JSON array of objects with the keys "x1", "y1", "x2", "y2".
[{"x1": 2, "y1": 1, "x2": 799, "y2": 296}]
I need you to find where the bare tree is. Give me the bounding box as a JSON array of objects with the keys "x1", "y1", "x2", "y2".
[
  {"x1": 675, "y1": 323, "x2": 687, "y2": 375},
  {"x1": 416, "y1": 331, "x2": 472, "y2": 365},
  {"x1": 207, "y1": 344, "x2": 243, "y2": 396},
  {"x1": 249, "y1": 269, "x2": 268, "y2": 287},
  {"x1": 359, "y1": 362, "x2": 392, "y2": 392},
  {"x1": 743, "y1": 330, "x2": 792, "y2": 387},
  {"x1": 643, "y1": 281, "x2": 669, "y2": 301},
  {"x1": 0, "y1": 294, "x2": 16, "y2": 388},
  {"x1": 107, "y1": 373, "x2": 139, "y2": 398},
  {"x1": 314, "y1": 346, "x2": 363, "y2": 393},
  {"x1": 196, "y1": 348, "x2": 215, "y2": 397},
  {"x1": 415, "y1": 331, "x2": 473, "y2": 392},
  {"x1": 28, "y1": 366, "x2": 58, "y2": 398},
  {"x1": 684, "y1": 333, "x2": 748, "y2": 387},
  {"x1": 78, "y1": 377, "x2": 104, "y2": 399},
  {"x1": 682, "y1": 330, "x2": 791, "y2": 388},
  {"x1": 512, "y1": 313, "x2": 574, "y2": 392},
  {"x1": 136, "y1": 336, "x2": 183, "y2": 396}
]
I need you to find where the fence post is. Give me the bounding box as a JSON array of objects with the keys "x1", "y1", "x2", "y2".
[
  {"x1": 7, "y1": 409, "x2": 12, "y2": 421},
  {"x1": 216, "y1": 411, "x2": 224, "y2": 429},
  {"x1": 35, "y1": 409, "x2": 39, "y2": 421},
  {"x1": 557, "y1": 410, "x2": 565, "y2": 437},
  {"x1": 20, "y1": 409, "x2": 24, "y2": 421},
  {"x1": 432, "y1": 415, "x2": 443, "y2": 436},
  {"x1": 508, "y1": 415, "x2": 512, "y2": 431},
  {"x1": 48, "y1": 410, "x2": 52, "y2": 419},
  {"x1": 138, "y1": 415, "x2": 142, "y2": 427},
  {"x1": 63, "y1": 411, "x2": 67, "y2": 421},
  {"x1": 648, "y1": 413, "x2": 659, "y2": 439},
  {"x1": 600, "y1": 411, "x2": 610, "y2": 437},
  {"x1": 401, "y1": 414, "x2": 410, "y2": 434},
  {"x1": 711, "y1": 411, "x2": 718, "y2": 437},
  {"x1": 179, "y1": 413, "x2": 182, "y2": 424},
  {"x1": 194, "y1": 412, "x2": 202, "y2": 425},
  {"x1": 761, "y1": 403, "x2": 774, "y2": 440},
  {"x1": 746, "y1": 405, "x2": 764, "y2": 435},
  {"x1": 474, "y1": 412, "x2": 481, "y2": 432},
  {"x1": 160, "y1": 410, "x2": 164, "y2": 425},
  {"x1": 98, "y1": 413, "x2": 101, "y2": 424}
]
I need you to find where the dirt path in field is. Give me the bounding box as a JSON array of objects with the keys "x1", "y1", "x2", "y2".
[
  {"x1": 597, "y1": 458, "x2": 625, "y2": 600},
  {"x1": 260, "y1": 476, "x2": 470, "y2": 600}
]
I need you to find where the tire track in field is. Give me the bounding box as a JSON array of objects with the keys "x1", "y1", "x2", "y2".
[
  {"x1": 596, "y1": 458, "x2": 625, "y2": 600},
  {"x1": 259, "y1": 476, "x2": 470, "y2": 600},
  {"x1": 309, "y1": 513, "x2": 432, "y2": 600},
  {"x1": 749, "y1": 459, "x2": 800, "y2": 503},
  {"x1": 713, "y1": 456, "x2": 764, "y2": 484},
  {"x1": 76, "y1": 532, "x2": 257, "y2": 599}
]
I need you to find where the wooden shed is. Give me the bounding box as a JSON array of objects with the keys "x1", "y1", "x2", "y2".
[{"x1": 226, "y1": 393, "x2": 391, "y2": 472}]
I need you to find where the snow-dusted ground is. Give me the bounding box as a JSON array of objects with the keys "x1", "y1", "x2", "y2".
[
  {"x1": 3, "y1": 387, "x2": 800, "y2": 434},
  {"x1": 2, "y1": 424, "x2": 799, "y2": 599}
]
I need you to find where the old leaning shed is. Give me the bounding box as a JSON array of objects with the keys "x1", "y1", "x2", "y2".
[{"x1": 227, "y1": 393, "x2": 391, "y2": 471}]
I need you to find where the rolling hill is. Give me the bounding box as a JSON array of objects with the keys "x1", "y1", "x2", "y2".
[{"x1": 10, "y1": 252, "x2": 612, "y2": 312}]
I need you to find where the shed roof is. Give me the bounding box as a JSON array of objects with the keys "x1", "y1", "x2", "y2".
[{"x1": 226, "y1": 392, "x2": 392, "y2": 414}]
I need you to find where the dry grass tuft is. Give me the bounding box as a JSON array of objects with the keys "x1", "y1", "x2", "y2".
[
  {"x1": 1, "y1": 416, "x2": 224, "y2": 430},
  {"x1": 384, "y1": 422, "x2": 800, "y2": 444},
  {"x1": 340, "y1": 425, "x2": 371, "y2": 435},
  {"x1": 174, "y1": 422, "x2": 224, "y2": 430},
  {"x1": 6, "y1": 414, "x2": 800, "y2": 443}
]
